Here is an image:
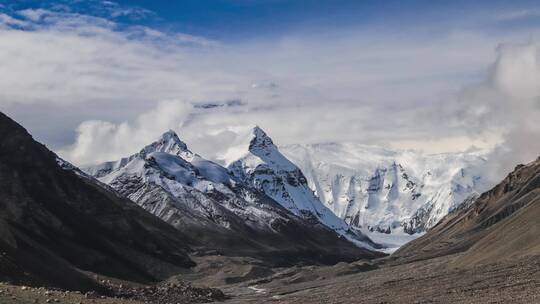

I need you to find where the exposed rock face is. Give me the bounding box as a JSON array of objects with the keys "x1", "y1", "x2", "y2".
[
  {"x1": 86, "y1": 128, "x2": 381, "y2": 265},
  {"x1": 394, "y1": 157, "x2": 540, "y2": 266},
  {"x1": 0, "y1": 112, "x2": 195, "y2": 291}
]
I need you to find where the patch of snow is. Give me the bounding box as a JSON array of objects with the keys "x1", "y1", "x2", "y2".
[
  {"x1": 361, "y1": 228, "x2": 423, "y2": 254},
  {"x1": 248, "y1": 285, "x2": 267, "y2": 294}
]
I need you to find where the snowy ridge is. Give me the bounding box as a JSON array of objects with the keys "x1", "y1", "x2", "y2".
[
  {"x1": 83, "y1": 126, "x2": 486, "y2": 253},
  {"x1": 84, "y1": 129, "x2": 379, "y2": 254},
  {"x1": 84, "y1": 130, "x2": 282, "y2": 233},
  {"x1": 226, "y1": 127, "x2": 377, "y2": 248},
  {"x1": 84, "y1": 130, "x2": 195, "y2": 179},
  {"x1": 280, "y1": 142, "x2": 488, "y2": 249}
]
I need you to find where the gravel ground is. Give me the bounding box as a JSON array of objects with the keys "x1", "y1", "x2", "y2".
[
  {"x1": 2, "y1": 254, "x2": 540, "y2": 304},
  {"x1": 223, "y1": 254, "x2": 540, "y2": 304},
  {"x1": 0, "y1": 283, "x2": 140, "y2": 304},
  {"x1": 0, "y1": 279, "x2": 225, "y2": 304}
]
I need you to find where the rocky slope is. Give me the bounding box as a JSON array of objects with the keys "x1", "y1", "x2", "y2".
[
  {"x1": 394, "y1": 156, "x2": 540, "y2": 266},
  {"x1": 0, "y1": 112, "x2": 196, "y2": 292},
  {"x1": 85, "y1": 130, "x2": 380, "y2": 265},
  {"x1": 280, "y1": 143, "x2": 488, "y2": 247}
]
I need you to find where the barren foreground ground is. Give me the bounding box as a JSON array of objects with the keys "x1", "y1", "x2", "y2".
[
  {"x1": 1, "y1": 254, "x2": 540, "y2": 304},
  {"x1": 221, "y1": 254, "x2": 540, "y2": 304}
]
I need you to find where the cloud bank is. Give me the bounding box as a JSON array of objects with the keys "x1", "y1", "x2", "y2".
[
  {"x1": 456, "y1": 43, "x2": 540, "y2": 181},
  {"x1": 0, "y1": 3, "x2": 539, "y2": 177},
  {"x1": 62, "y1": 100, "x2": 192, "y2": 164}
]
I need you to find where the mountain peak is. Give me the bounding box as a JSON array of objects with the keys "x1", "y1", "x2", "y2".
[
  {"x1": 140, "y1": 129, "x2": 193, "y2": 159},
  {"x1": 249, "y1": 126, "x2": 274, "y2": 151},
  {"x1": 161, "y1": 129, "x2": 186, "y2": 146}
]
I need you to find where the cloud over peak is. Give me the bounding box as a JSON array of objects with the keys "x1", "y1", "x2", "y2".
[{"x1": 1, "y1": 1, "x2": 539, "y2": 177}]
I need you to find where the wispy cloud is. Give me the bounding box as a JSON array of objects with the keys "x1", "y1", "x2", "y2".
[
  {"x1": 494, "y1": 9, "x2": 540, "y2": 22},
  {"x1": 0, "y1": 13, "x2": 28, "y2": 27}
]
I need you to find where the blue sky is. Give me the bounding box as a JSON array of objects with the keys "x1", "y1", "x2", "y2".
[
  {"x1": 5, "y1": 0, "x2": 540, "y2": 39},
  {"x1": 1, "y1": 0, "x2": 540, "y2": 174}
]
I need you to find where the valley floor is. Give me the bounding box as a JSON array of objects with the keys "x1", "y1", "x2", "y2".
[
  {"x1": 2, "y1": 254, "x2": 540, "y2": 304},
  {"x1": 221, "y1": 254, "x2": 540, "y2": 304}
]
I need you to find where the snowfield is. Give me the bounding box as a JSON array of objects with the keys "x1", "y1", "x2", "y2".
[{"x1": 280, "y1": 142, "x2": 489, "y2": 246}]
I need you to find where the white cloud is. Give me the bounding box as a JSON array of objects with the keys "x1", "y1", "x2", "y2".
[
  {"x1": 454, "y1": 42, "x2": 540, "y2": 181},
  {"x1": 59, "y1": 100, "x2": 192, "y2": 165},
  {"x1": 0, "y1": 13, "x2": 28, "y2": 27},
  {"x1": 17, "y1": 8, "x2": 49, "y2": 22},
  {"x1": 1, "y1": 6, "x2": 539, "y2": 171},
  {"x1": 494, "y1": 9, "x2": 540, "y2": 22},
  {"x1": 0, "y1": 8, "x2": 222, "y2": 108}
]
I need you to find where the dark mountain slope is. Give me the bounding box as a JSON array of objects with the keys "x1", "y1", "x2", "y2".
[
  {"x1": 394, "y1": 157, "x2": 540, "y2": 266},
  {"x1": 0, "y1": 112, "x2": 195, "y2": 291}
]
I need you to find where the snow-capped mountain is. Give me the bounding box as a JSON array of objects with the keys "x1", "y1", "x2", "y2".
[
  {"x1": 84, "y1": 125, "x2": 486, "y2": 253},
  {"x1": 225, "y1": 127, "x2": 377, "y2": 248},
  {"x1": 84, "y1": 130, "x2": 379, "y2": 264},
  {"x1": 280, "y1": 143, "x2": 488, "y2": 249}
]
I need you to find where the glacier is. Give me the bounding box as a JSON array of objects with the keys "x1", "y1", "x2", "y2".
[{"x1": 280, "y1": 142, "x2": 489, "y2": 250}]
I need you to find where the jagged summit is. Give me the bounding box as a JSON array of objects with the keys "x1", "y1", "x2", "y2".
[
  {"x1": 227, "y1": 127, "x2": 379, "y2": 249},
  {"x1": 215, "y1": 125, "x2": 280, "y2": 166},
  {"x1": 162, "y1": 129, "x2": 187, "y2": 147},
  {"x1": 84, "y1": 130, "x2": 195, "y2": 178},
  {"x1": 140, "y1": 129, "x2": 193, "y2": 160},
  {"x1": 249, "y1": 126, "x2": 275, "y2": 151}
]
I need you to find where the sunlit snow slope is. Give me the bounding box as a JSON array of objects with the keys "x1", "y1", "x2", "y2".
[{"x1": 280, "y1": 143, "x2": 489, "y2": 250}]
